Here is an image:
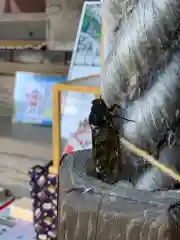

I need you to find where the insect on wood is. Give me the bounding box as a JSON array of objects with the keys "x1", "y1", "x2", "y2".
[{"x1": 88, "y1": 97, "x2": 135, "y2": 184}]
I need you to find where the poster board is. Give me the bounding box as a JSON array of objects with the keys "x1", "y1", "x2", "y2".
[
  {"x1": 61, "y1": 91, "x2": 95, "y2": 140},
  {"x1": 61, "y1": 1, "x2": 102, "y2": 161},
  {"x1": 50, "y1": 82, "x2": 100, "y2": 174},
  {"x1": 68, "y1": 1, "x2": 101, "y2": 80},
  {"x1": 13, "y1": 71, "x2": 67, "y2": 125}
]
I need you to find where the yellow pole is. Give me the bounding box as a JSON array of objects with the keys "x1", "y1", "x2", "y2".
[{"x1": 49, "y1": 86, "x2": 61, "y2": 175}]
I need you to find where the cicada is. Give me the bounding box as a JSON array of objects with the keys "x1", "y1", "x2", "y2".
[{"x1": 88, "y1": 97, "x2": 134, "y2": 184}]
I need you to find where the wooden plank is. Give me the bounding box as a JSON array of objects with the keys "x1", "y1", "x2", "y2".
[
  {"x1": 13, "y1": 49, "x2": 66, "y2": 63},
  {"x1": 0, "y1": 3, "x2": 82, "y2": 50},
  {"x1": 0, "y1": 49, "x2": 68, "y2": 63},
  {"x1": 0, "y1": 14, "x2": 45, "y2": 49},
  {"x1": 0, "y1": 13, "x2": 46, "y2": 22},
  {"x1": 0, "y1": 21, "x2": 46, "y2": 41},
  {"x1": 0, "y1": 76, "x2": 14, "y2": 117},
  {"x1": 0, "y1": 40, "x2": 44, "y2": 49},
  {"x1": 0, "y1": 0, "x2": 45, "y2": 14},
  {"x1": 46, "y1": 2, "x2": 82, "y2": 51},
  {"x1": 0, "y1": 13, "x2": 46, "y2": 44},
  {"x1": 0, "y1": 61, "x2": 69, "y2": 75}
]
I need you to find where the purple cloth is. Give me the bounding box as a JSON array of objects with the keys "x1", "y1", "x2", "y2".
[{"x1": 29, "y1": 164, "x2": 57, "y2": 240}]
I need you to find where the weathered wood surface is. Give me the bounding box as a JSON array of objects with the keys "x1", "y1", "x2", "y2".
[
  {"x1": 0, "y1": 0, "x2": 83, "y2": 50},
  {"x1": 0, "y1": 61, "x2": 68, "y2": 75},
  {"x1": 0, "y1": 40, "x2": 45, "y2": 49},
  {"x1": 58, "y1": 150, "x2": 180, "y2": 240},
  {"x1": 0, "y1": 45, "x2": 70, "y2": 76},
  {"x1": 0, "y1": 13, "x2": 46, "y2": 22},
  {"x1": 46, "y1": 0, "x2": 83, "y2": 50},
  {"x1": 59, "y1": 191, "x2": 102, "y2": 240},
  {"x1": 12, "y1": 49, "x2": 70, "y2": 63},
  {"x1": 0, "y1": 49, "x2": 71, "y2": 63},
  {"x1": 0, "y1": 14, "x2": 46, "y2": 41},
  {"x1": 0, "y1": 0, "x2": 45, "y2": 13},
  {"x1": 0, "y1": 75, "x2": 14, "y2": 116}
]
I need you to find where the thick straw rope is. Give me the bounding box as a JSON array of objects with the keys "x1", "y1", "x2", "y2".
[{"x1": 101, "y1": 14, "x2": 180, "y2": 184}]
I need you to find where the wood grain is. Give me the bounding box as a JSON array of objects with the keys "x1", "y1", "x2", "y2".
[
  {"x1": 0, "y1": 61, "x2": 68, "y2": 75},
  {"x1": 0, "y1": 1, "x2": 84, "y2": 50},
  {"x1": 58, "y1": 150, "x2": 180, "y2": 240},
  {"x1": 0, "y1": 0, "x2": 45, "y2": 13},
  {"x1": 46, "y1": 0, "x2": 83, "y2": 51},
  {"x1": 0, "y1": 13, "x2": 46, "y2": 22},
  {"x1": 0, "y1": 19, "x2": 46, "y2": 41}
]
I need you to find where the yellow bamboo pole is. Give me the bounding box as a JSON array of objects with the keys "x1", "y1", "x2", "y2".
[{"x1": 121, "y1": 138, "x2": 180, "y2": 182}]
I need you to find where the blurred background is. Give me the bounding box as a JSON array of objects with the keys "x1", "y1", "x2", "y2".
[{"x1": 0, "y1": 0, "x2": 45, "y2": 13}]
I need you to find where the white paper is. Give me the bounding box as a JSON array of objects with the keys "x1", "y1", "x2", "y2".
[
  {"x1": 68, "y1": 1, "x2": 101, "y2": 80},
  {"x1": 64, "y1": 119, "x2": 92, "y2": 154},
  {"x1": 61, "y1": 92, "x2": 94, "y2": 140}
]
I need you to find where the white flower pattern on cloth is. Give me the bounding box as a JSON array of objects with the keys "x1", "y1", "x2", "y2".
[{"x1": 29, "y1": 164, "x2": 57, "y2": 240}]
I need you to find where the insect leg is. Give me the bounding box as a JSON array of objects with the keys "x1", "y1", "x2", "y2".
[
  {"x1": 109, "y1": 104, "x2": 121, "y2": 112},
  {"x1": 111, "y1": 114, "x2": 136, "y2": 122}
]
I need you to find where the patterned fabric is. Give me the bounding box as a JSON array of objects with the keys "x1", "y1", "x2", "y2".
[{"x1": 29, "y1": 163, "x2": 57, "y2": 240}]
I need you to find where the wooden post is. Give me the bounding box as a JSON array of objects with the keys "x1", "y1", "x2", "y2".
[{"x1": 46, "y1": 0, "x2": 83, "y2": 51}]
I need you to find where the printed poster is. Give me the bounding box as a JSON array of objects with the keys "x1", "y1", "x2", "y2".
[
  {"x1": 61, "y1": 91, "x2": 95, "y2": 146},
  {"x1": 13, "y1": 72, "x2": 67, "y2": 125},
  {"x1": 68, "y1": 1, "x2": 101, "y2": 80},
  {"x1": 61, "y1": 2, "x2": 101, "y2": 147},
  {"x1": 63, "y1": 119, "x2": 92, "y2": 154}
]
